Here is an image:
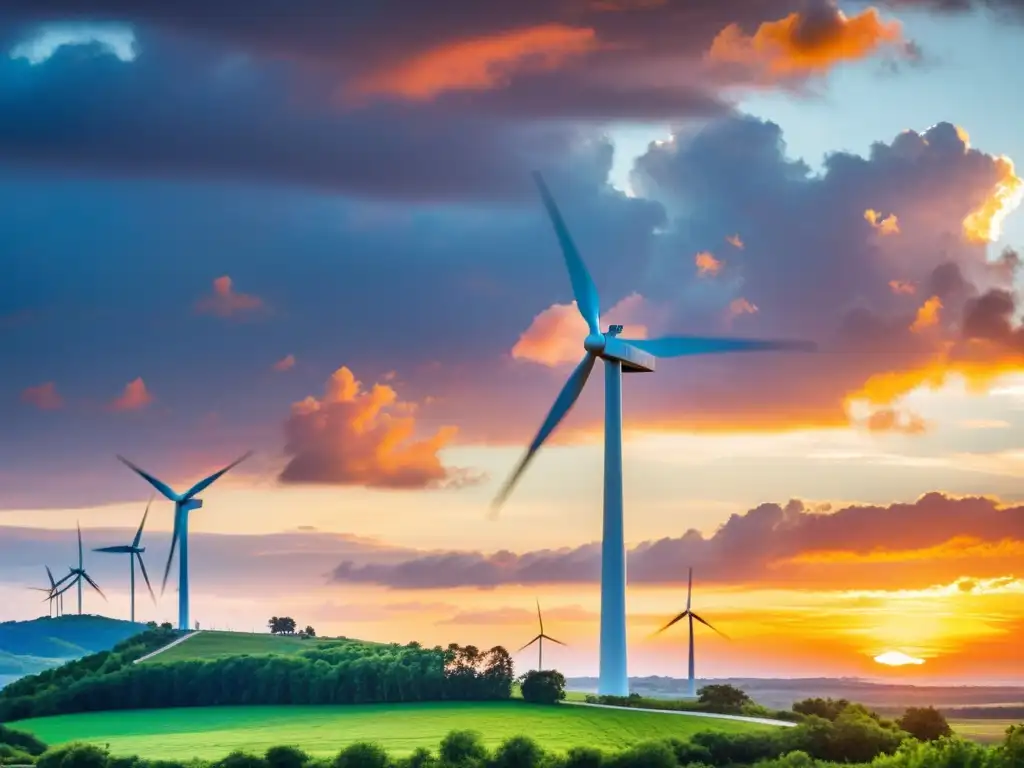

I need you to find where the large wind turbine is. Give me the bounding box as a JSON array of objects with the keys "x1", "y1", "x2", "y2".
[
  {"x1": 94, "y1": 499, "x2": 156, "y2": 623},
  {"x1": 54, "y1": 523, "x2": 107, "y2": 615},
  {"x1": 117, "y1": 452, "x2": 253, "y2": 631},
  {"x1": 517, "y1": 600, "x2": 567, "y2": 672},
  {"x1": 492, "y1": 172, "x2": 816, "y2": 696},
  {"x1": 654, "y1": 567, "x2": 728, "y2": 698}
]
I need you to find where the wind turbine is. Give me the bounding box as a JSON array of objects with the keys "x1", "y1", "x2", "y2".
[
  {"x1": 654, "y1": 567, "x2": 728, "y2": 698},
  {"x1": 93, "y1": 499, "x2": 156, "y2": 623},
  {"x1": 54, "y1": 523, "x2": 107, "y2": 615},
  {"x1": 117, "y1": 451, "x2": 253, "y2": 631},
  {"x1": 492, "y1": 172, "x2": 816, "y2": 696},
  {"x1": 28, "y1": 566, "x2": 69, "y2": 617},
  {"x1": 517, "y1": 599, "x2": 567, "y2": 672}
]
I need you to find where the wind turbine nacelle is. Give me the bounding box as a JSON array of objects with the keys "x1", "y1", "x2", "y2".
[
  {"x1": 602, "y1": 337, "x2": 656, "y2": 374},
  {"x1": 182, "y1": 499, "x2": 204, "y2": 512}
]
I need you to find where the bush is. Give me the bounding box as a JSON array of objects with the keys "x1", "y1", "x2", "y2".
[
  {"x1": 333, "y1": 743, "x2": 389, "y2": 768},
  {"x1": 896, "y1": 707, "x2": 952, "y2": 741},
  {"x1": 265, "y1": 746, "x2": 309, "y2": 768},
  {"x1": 36, "y1": 744, "x2": 108, "y2": 768},
  {"x1": 519, "y1": 670, "x2": 566, "y2": 705},
  {"x1": 213, "y1": 752, "x2": 268, "y2": 768},
  {"x1": 438, "y1": 731, "x2": 487, "y2": 767},
  {"x1": 608, "y1": 741, "x2": 675, "y2": 768},
  {"x1": 697, "y1": 684, "x2": 751, "y2": 714},
  {"x1": 563, "y1": 747, "x2": 603, "y2": 768},
  {"x1": 396, "y1": 748, "x2": 433, "y2": 768},
  {"x1": 792, "y1": 698, "x2": 852, "y2": 722},
  {"x1": 0, "y1": 726, "x2": 47, "y2": 756},
  {"x1": 491, "y1": 737, "x2": 542, "y2": 768},
  {"x1": 0, "y1": 744, "x2": 36, "y2": 766}
]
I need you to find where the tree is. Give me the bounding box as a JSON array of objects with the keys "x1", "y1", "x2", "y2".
[
  {"x1": 334, "y1": 742, "x2": 389, "y2": 768},
  {"x1": 265, "y1": 745, "x2": 309, "y2": 768},
  {"x1": 491, "y1": 736, "x2": 542, "y2": 768},
  {"x1": 897, "y1": 706, "x2": 952, "y2": 741},
  {"x1": 697, "y1": 683, "x2": 751, "y2": 713},
  {"x1": 303, "y1": 626, "x2": 316, "y2": 638},
  {"x1": 438, "y1": 730, "x2": 487, "y2": 766},
  {"x1": 519, "y1": 670, "x2": 566, "y2": 705},
  {"x1": 268, "y1": 617, "x2": 297, "y2": 635},
  {"x1": 793, "y1": 697, "x2": 851, "y2": 721}
]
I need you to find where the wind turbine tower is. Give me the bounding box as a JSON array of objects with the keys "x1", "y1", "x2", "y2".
[
  {"x1": 54, "y1": 523, "x2": 106, "y2": 615},
  {"x1": 117, "y1": 452, "x2": 252, "y2": 631},
  {"x1": 655, "y1": 567, "x2": 729, "y2": 698},
  {"x1": 94, "y1": 499, "x2": 156, "y2": 623},
  {"x1": 492, "y1": 172, "x2": 816, "y2": 696},
  {"x1": 517, "y1": 600, "x2": 567, "y2": 671}
]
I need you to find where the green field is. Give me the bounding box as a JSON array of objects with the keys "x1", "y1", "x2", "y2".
[
  {"x1": 16, "y1": 702, "x2": 775, "y2": 758},
  {"x1": 142, "y1": 631, "x2": 353, "y2": 663},
  {"x1": 950, "y1": 719, "x2": 1020, "y2": 744}
]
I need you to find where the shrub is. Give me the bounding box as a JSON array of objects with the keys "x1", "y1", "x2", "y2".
[
  {"x1": 395, "y1": 748, "x2": 433, "y2": 768},
  {"x1": 697, "y1": 684, "x2": 751, "y2": 714},
  {"x1": 519, "y1": 671, "x2": 566, "y2": 705},
  {"x1": 213, "y1": 753, "x2": 268, "y2": 768},
  {"x1": 334, "y1": 743, "x2": 389, "y2": 768},
  {"x1": 562, "y1": 747, "x2": 603, "y2": 768},
  {"x1": 491, "y1": 737, "x2": 543, "y2": 768},
  {"x1": 438, "y1": 731, "x2": 487, "y2": 767},
  {"x1": 265, "y1": 746, "x2": 309, "y2": 768},
  {"x1": 608, "y1": 741, "x2": 675, "y2": 768},
  {"x1": 0, "y1": 744, "x2": 36, "y2": 766},
  {"x1": 36, "y1": 744, "x2": 108, "y2": 768},
  {"x1": 0, "y1": 726, "x2": 47, "y2": 756}
]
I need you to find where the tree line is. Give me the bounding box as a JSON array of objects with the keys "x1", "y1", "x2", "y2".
[
  {"x1": 5, "y1": 722, "x2": 1023, "y2": 768},
  {"x1": 0, "y1": 637, "x2": 514, "y2": 721}
]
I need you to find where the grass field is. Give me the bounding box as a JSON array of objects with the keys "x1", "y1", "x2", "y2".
[
  {"x1": 950, "y1": 719, "x2": 1019, "y2": 744},
  {"x1": 16, "y1": 702, "x2": 776, "y2": 758},
  {"x1": 142, "y1": 631, "x2": 350, "y2": 663}
]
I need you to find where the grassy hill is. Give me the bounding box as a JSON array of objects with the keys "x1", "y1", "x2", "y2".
[
  {"x1": 14, "y1": 702, "x2": 774, "y2": 759},
  {"x1": 140, "y1": 630, "x2": 358, "y2": 663},
  {"x1": 0, "y1": 616, "x2": 147, "y2": 688}
]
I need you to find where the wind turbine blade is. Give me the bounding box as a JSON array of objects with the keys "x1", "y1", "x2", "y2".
[
  {"x1": 517, "y1": 635, "x2": 541, "y2": 653},
  {"x1": 491, "y1": 353, "x2": 597, "y2": 512},
  {"x1": 532, "y1": 172, "x2": 602, "y2": 336},
  {"x1": 77, "y1": 522, "x2": 83, "y2": 567},
  {"x1": 686, "y1": 567, "x2": 692, "y2": 612},
  {"x1": 52, "y1": 570, "x2": 74, "y2": 588},
  {"x1": 117, "y1": 455, "x2": 181, "y2": 502},
  {"x1": 136, "y1": 552, "x2": 156, "y2": 604},
  {"x1": 654, "y1": 611, "x2": 690, "y2": 635},
  {"x1": 28, "y1": 587, "x2": 51, "y2": 593},
  {"x1": 182, "y1": 451, "x2": 253, "y2": 500},
  {"x1": 161, "y1": 511, "x2": 182, "y2": 595},
  {"x1": 536, "y1": 598, "x2": 544, "y2": 635},
  {"x1": 53, "y1": 576, "x2": 79, "y2": 598},
  {"x1": 94, "y1": 546, "x2": 134, "y2": 554},
  {"x1": 134, "y1": 496, "x2": 153, "y2": 547},
  {"x1": 691, "y1": 612, "x2": 730, "y2": 640},
  {"x1": 540, "y1": 634, "x2": 567, "y2": 646},
  {"x1": 82, "y1": 572, "x2": 107, "y2": 601},
  {"x1": 624, "y1": 336, "x2": 817, "y2": 358},
  {"x1": 45, "y1": 565, "x2": 56, "y2": 588}
]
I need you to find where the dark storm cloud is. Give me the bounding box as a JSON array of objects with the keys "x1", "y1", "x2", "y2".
[{"x1": 330, "y1": 493, "x2": 1024, "y2": 591}]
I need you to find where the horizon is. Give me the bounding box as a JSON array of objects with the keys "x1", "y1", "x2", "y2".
[{"x1": 2, "y1": 0, "x2": 1024, "y2": 688}]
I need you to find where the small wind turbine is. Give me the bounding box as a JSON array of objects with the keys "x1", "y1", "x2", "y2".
[
  {"x1": 117, "y1": 451, "x2": 253, "y2": 631},
  {"x1": 94, "y1": 499, "x2": 156, "y2": 623},
  {"x1": 492, "y1": 172, "x2": 816, "y2": 696},
  {"x1": 517, "y1": 600, "x2": 567, "y2": 672},
  {"x1": 28, "y1": 566, "x2": 69, "y2": 617},
  {"x1": 654, "y1": 567, "x2": 728, "y2": 698},
  {"x1": 55, "y1": 523, "x2": 107, "y2": 615}
]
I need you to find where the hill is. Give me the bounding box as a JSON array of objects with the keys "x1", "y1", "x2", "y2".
[
  {"x1": 138, "y1": 630, "x2": 362, "y2": 663},
  {"x1": 14, "y1": 702, "x2": 774, "y2": 759},
  {"x1": 0, "y1": 616, "x2": 147, "y2": 688}
]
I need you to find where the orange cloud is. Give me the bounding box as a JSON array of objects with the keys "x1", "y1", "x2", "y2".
[
  {"x1": 695, "y1": 250, "x2": 722, "y2": 276},
  {"x1": 962, "y1": 155, "x2": 1024, "y2": 243},
  {"x1": 511, "y1": 293, "x2": 649, "y2": 367},
  {"x1": 865, "y1": 208, "x2": 900, "y2": 235},
  {"x1": 863, "y1": 407, "x2": 927, "y2": 434},
  {"x1": 708, "y1": 5, "x2": 904, "y2": 79},
  {"x1": 726, "y1": 234, "x2": 744, "y2": 249},
  {"x1": 726, "y1": 297, "x2": 758, "y2": 322},
  {"x1": 273, "y1": 354, "x2": 296, "y2": 372},
  {"x1": 195, "y1": 275, "x2": 264, "y2": 318},
  {"x1": 109, "y1": 378, "x2": 154, "y2": 412},
  {"x1": 279, "y1": 366, "x2": 479, "y2": 489},
  {"x1": 587, "y1": 0, "x2": 666, "y2": 11},
  {"x1": 786, "y1": 536, "x2": 1024, "y2": 566},
  {"x1": 20, "y1": 382, "x2": 63, "y2": 410},
  {"x1": 909, "y1": 295, "x2": 942, "y2": 333},
  {"x1": 350, "y1": 25, "x2": 598, "y2": 101},
  {"x1": 888, "y1": 279, "x2": 916, "y2": 295}
]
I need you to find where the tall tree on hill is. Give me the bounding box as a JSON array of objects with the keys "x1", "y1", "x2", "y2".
[{"x1": 268, "y1": 616, "x2": 297, "y2": 634}]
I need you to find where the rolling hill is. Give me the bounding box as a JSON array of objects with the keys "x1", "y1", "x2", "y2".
[{"x1": 0, "y1": 615, "x2": 147, "y2": 688}]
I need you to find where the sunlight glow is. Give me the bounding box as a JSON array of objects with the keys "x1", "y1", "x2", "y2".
[{"x1": 874, "y1": 650, "x2": 926, "y2": 666}]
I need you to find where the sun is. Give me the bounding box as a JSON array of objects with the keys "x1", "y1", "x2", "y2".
[{"x1": 874, "y1": 650, "x2": 926, "y2": 667}]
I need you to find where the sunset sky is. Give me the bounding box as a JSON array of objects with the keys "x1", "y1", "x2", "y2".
[{"x1": 2, "y1": 0, "x2": 1024, "y2": 685}]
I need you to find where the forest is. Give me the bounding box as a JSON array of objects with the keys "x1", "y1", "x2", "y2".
[{"x1": 0, "y1": 632, "x2": 514, "y2": 721}]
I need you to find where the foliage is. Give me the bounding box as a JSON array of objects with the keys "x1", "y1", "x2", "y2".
[
  {"x1": 792, "y1": 699, "x2": 853, "y2": 722},
  {"x1": 263, "y1": 746, "x2": 308, "y2": 768},
  {"x1": 267, "y1": 619, "x2": 297, "y2": 636},
  {"x1": 303, "y1": 628, "x2": 316, "y2": 639},
  {"x1": 333, "y1": 743, "x2": 388, "y2": 768},
  {"x1": 491, "y1": 736, "x2": 543, "y2": 768},
  {"x1": 0, "y1": 642, "x2": 515, "y2": 721},
  {"x1": 0, "y1": 725, "x2": 48, "y2": 756},
  {"x1": 896, "y1": 707, "x2": 952, "y2": 741},
  {"x1": 518, "y1": 671, "x2": 566, "y2": 705},
  {"x1": 697, "y1": 684, "x2": 752, "y2": 714},
  {"x1": 438, "y1": 730, "x2": 487, "y2": 766}
]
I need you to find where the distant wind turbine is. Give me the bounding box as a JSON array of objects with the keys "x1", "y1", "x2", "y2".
[
  {"x1": 94, "y1": 498, "x2": 156, "y2": 623},
  {"x1": 53, "y1": 523, "x2": 107, "y2": 615},
  {"x1": 29, "y1": 566, "x2": 70, "y2": 617},
  {"x1": 654, "y1": 567, "x2": 729, "y2": 698},
  {"x1": 517, "y1": 600, "x2": 567, "y2": 672},
  {"x1": 491, "y1": 172, "x2": 815, "y2": 696},
  {"x1": 117, "y1": 451, "x2": 253, "y2": 631}
]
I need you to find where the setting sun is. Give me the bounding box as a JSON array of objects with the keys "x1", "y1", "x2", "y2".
[{"x1": 873, "y1": 651, "x2": 926, "y2": 667}]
